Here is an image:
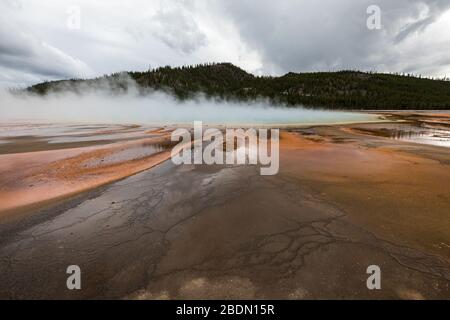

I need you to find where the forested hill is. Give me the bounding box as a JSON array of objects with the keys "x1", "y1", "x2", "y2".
[{"x1": 27, "y1": 63, "x2": 450, "y2": 110}]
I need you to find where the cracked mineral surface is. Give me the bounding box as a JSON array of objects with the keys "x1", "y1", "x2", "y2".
[{"x1": 0, "y1": 119, "x2": 449, "y2": 299}]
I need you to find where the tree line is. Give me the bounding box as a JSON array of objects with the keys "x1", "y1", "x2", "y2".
[{"x1": 26, "y1": 62, "x2": 450, "y2": 110}]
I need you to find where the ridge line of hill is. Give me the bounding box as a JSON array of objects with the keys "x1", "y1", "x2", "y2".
[{"x1": 25, "y1": 62, "x2": 450, "y2": 110}]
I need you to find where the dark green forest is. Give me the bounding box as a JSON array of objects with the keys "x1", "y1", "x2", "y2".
[{"x1": 26, "y1": 62, "x2": 450, "y2": 110}]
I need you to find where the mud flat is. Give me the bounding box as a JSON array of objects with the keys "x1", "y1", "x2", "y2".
[{"x1": 0, "y1": 115, "x2": 449, "y2": 299}]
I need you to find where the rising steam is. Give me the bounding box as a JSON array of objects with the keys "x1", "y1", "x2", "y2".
[{"x1": 0, "y1": 76, "x2": 377, "y2": 125}]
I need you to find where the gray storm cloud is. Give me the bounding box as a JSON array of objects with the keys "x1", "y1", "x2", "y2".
[
  {"x1": 221, "y1": 0, "x2": 450, "y2": 74},
  {"x1": 1, "y1": 0, "x2": 450, "y2": 88}
]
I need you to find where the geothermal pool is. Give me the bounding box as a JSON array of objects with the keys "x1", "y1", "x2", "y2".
[{"x1": 1, "y1": 89, "x2": 380, "y2": 126}]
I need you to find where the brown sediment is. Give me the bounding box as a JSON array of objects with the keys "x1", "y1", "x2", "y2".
[
  {"x1": 374, "y1": 111, "x2": 450, "y2": 127},
  {"x1": 0, "y1": 133, "x2": 175, "y2": 219},
  {"x1": 0, "y1": 124, "x2": 156, "y2": 154},
  {"x1": 93, "y1": 124, "x2": 142, "y2": 135},
  {"x1": 279, "y1": 129, "x2": 450, "y2": 259},
  {"x1": 0, "y1": 136, "x2": 122, "y2": 154},
  {"x1": 145, "y1": 127, "x2": 167, "y2": 134},
  {"x1": 0, "y1": 118, "x2": 449, "y2": 299}
]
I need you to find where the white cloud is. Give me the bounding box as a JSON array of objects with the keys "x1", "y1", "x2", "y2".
[{"x1": 0, "y1": 3, "x2": 93, "y2": 87}]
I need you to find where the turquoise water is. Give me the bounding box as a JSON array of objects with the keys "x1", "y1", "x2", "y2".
[{"x1": 173, "y1": 106, "x2": 380, "y2": 125}]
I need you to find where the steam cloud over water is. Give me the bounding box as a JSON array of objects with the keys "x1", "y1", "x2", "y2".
[{"x1": 0, "y1": 86, "x2": 377, "y2": 125}]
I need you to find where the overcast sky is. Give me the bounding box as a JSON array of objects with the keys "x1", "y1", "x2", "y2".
[{"x1": 1, "y1": 0, "x2": 450, "y2": 88}]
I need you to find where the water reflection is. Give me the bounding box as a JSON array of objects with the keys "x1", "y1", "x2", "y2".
[
  {"x1": 386, "y1": 125, "x2": 450, "y2": 148},
  {"x1": 83, "y1": 141, "x2": 176, "y2": 168}
]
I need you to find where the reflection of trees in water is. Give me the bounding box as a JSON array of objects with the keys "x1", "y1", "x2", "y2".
[{"x1": 388, "y1": 124, "x2": 450, "y2": 147}]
